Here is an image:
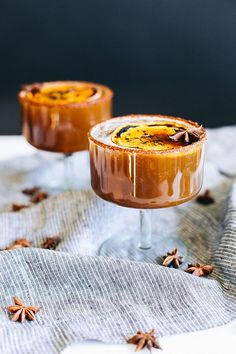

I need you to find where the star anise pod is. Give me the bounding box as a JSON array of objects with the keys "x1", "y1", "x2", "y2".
[
  {"x1": 170, "y1": 126, "x2": 204, "y2": 144},
  {"x1": 12, "y1": 203, "x2": 29, "y2": 212},
  {"x1": 7, "y1": 296, "x2": 40, "y2": 322},
  {"x1": 4, "y1": 238, "x2": 32, "y2": 250},
  {"x1": 31, "y1": 87, "x2": 40, "y2": 95},
  {"x1": 41, "y1": 236, "x2": 61, "y2": 250},
  {"x1": 162, "y1": 248, "x2": 183, "y2": 268},
  {"x1": 127, "y1": 329, "x2": 161, "y2": 352},
  {"x1": 22, "y1": 186, "x2": 40, "y2": 196},
  {"x1": 196, "y1": 190, "x2": 215, "y2": 205},
  {"x1": 31, "y1": 191, "x2": 49, "y2": 204},
  {"x1": 185, "y1": 263, "x2": 214, "y2": 277}
]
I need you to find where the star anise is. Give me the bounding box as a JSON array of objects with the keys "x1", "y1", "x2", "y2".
[
  {"x1": 162, "y1": 248, "x2": 183, "y2": 268},
  {"x1": 4, "y1": 238, "x2": 32, "y2": 250},
  {"x1": 21, "y1": 186, "x2": 40, "y2": 196},
  {"x1": 7, "y1": 296, "x2": 40, "y2": 322},
  {"x1": 30, "y1": 87, "x2": 40, "y2": 95},
  {"x1": 169, "y1": 126, "x2": 204, "y2": 144},
  {"x1": 127, "y1": 329, "x2": 161, "y2": 352},
  {"x1": 41, "y1": 236, "x2": 61, "y2": 250},
  {"x1": 31, "y1": 191, "x2": 49, "y2": 204},
  {"x1": 12, "y1": 203, "x2": 29, "y2": 212},
  {"x1": 196, "y1": 190, "x2": 215, "y2": 205},
  {"x1": 185, "y1": 263, "x2": 214, "y2": 277}
]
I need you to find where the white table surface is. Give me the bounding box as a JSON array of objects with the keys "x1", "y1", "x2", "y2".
[{"x1": 1, "y1": 135, "x2": 236, "y2": 354}]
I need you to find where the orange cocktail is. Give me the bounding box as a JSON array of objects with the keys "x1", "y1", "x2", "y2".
[
  {"x1": 89, "y1": 114, "x2": 206, "y2": 260},
  {"x1": 89, "y1": 115, "x2": 206, "y2": 209},
  {"x1": 19, "y1": 81, "x2": 113, "y2": 153}
]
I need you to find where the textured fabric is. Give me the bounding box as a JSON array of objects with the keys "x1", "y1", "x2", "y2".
[{"x1": 0, "y1": 126, "x2": 236, "y2": 354}]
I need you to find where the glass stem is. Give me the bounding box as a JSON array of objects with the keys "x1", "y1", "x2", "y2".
[
  {"x1": 138, "y1": 209, "x2": 152, "y2": 249},
  {"x1": 64, "y1": 153, "x2": 73, "y2": 187}
]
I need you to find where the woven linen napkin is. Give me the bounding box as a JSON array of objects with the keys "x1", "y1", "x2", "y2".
[{"x1": 0, "y1": 126, "x2": 236, "y2": 354}]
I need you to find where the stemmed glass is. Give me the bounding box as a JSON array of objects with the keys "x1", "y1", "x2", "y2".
[
  {"x1": 88, "y1": 115, "x2": 206, "y2": 262},
  {"x1": 18, "y1": 81, "x2": 113, "y2": 190}
]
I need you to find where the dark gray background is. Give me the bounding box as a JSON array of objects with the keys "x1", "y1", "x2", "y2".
[{"x1": 0, "y1": 0, "x2": 235, "y2": 134}]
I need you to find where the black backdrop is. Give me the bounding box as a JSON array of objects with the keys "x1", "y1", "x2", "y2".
[{"x1": 1, "y1": 0, "x2": 236, "y2": 134}]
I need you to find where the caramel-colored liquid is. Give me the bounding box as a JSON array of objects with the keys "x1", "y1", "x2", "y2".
[
  {"x1": 19, "y1": 81, "x2": 113, "y2": 153},
  {"x1": 89, "y1": 116, "x2": 206, "y2": 209}
]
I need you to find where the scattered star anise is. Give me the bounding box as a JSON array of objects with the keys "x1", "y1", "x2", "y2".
[
  {"x1": 196, "y1": 190, "x2": 215, "y2": 205},
  {"x1": 41, "y1": 236, "x2": 61, "y2": 250},
  {"x1": 127, "y1": 329, "x2": 161, "y2": 352},
  {"x1": 4, "y1": 238, "x2": 31, "y2": 251},
  {"x1": 185, "y1": 263, "x2": 214, "y2": 277},
  {"x1": 31, "y1": 191, "x2": 49, "y2": 204},
  {"x1": 170, "y1": 126, "x2": 204, "y2": 144},
  {"x1": 12, "y1": 203, "x2": 29, "y2": 212},
  {"x1": 162, "y1": 248, "x2": 183, "y2": 268},
  {"x1": 7, "y1": 296, "x2": 40, "y2": 322},
  {"x1": 21, "y1": 186, "x2": 40, "y2": 196}
]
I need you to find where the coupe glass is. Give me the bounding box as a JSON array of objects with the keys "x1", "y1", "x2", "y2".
[
  {"x1": 18, "y1": 81, "x2": 113, "y2": 190},
  {"x1": 88, "y1": 115, "x2": 206, "y2": 262}
]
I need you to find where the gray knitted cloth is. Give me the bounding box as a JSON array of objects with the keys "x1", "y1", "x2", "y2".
[{"x1": 0, "y1": 126, "x2": 236, "y2": 354}]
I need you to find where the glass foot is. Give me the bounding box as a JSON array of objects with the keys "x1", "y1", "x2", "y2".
[{"x1": 98, "y1": 233, "x2": 188, "y2": 264}]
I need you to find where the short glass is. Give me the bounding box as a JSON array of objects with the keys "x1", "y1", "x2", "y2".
[
  {"x1": 19, "y1": 81, "x2": 113, "y2": 189},
  {"x1": 88, "y1": 115, "x2": 206, "y2": 262}
]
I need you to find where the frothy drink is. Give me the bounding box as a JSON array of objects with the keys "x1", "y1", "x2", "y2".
[
  {"x1": 89, "y1": 115, "x2": 206, "y2": 209},
  {"x1": 19, "y1": 81, "x2": 113, "y2": 153}
]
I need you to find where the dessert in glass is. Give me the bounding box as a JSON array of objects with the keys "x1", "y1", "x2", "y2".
[
  {"x1": 19, "y1": 81, "x2": 113, "y2": 188},
  {"x1": 89, "y1": 115, "x2": 206, "y2": 261}
]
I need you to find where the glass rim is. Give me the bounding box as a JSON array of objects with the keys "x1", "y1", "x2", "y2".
[
  {"x1": 88, "y1": 114, "x2": 207, "y2": 155},
  {"x1": 18, "y1": 80, "x2": 113, "y2": 109}
]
